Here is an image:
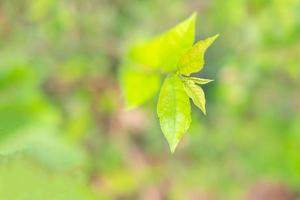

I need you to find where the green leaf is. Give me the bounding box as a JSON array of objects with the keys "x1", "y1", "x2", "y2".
[
  {"x1": 119, "y1": 63, "x2": 160, "y2": 109},
  {"x1": 183, "y1": 79, "x2": 206, "y2": 115},
  {"x1": 128, "y1": 38, "x2": 162, "y2": 70},
  {"x1": 157, "y1": 74, "x2": 191, "y2": 153},
  {"x1": 129, "y1": 13, "x2": 196, "y2": 72},
  {"x1": 178, "y1": 34, "x2": 219, "y2": 76},
  {"x1": 183, "y1": 76, "x2": 214, "y2": 85}
]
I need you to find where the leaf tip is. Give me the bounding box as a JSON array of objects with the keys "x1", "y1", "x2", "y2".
[
  {"x1": 207, "y1": 80, "x2": 214, "y2": 84},
  {"x1": 212, "y1": 33, "x2": 220, "y2": 41},
  {"x1": 170, "y1": 143, "x2": 178, "y2": 154},
  {"x1": 166, "y1": 133, "x2": 181, "y2": 154},
  {"x1": 190, "y1": 11, "x2": 198, "y2": 20},
  {"x1": 201, "y1": 103, "x2": 207, "y2": 115},
  {"x1": 185, "y1": 12, "x2": 197, "y2": 26},
  {"x1": 203, "y1": 79, "x2": 214, "y2": 84}
]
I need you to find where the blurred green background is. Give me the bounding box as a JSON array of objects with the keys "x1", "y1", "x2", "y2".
[{"x1": 0, "y1": 0, "x2": 300, "y2": 199}]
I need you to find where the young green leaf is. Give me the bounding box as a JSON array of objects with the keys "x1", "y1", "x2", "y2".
[
  {"x1": 183, "y1": 77, "x2": 214, "y2": 85},
  {"x1": 129, "y1": 13, "x2": 196, "y2": 72},
  {"x1": 157, "y1": 74, "x2": 191, "y2": 153},
  {"x1": 183, "y1": 79, "x2": 206, "y2": 115},
  {"x1": 120, "y1": 63, "x2": 160, "y2": 109},
  {"x1": 128, "y1": 37, "x2": 162, "y2": 70},
  {"x1": 178, "y1": 34, "x2": 219, "y2": 76}
]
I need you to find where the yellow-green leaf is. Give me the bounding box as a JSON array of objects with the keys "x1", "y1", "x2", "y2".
[
  {"x1": 129, "y1": 13, "x2": 196, "y2": 72},
  {"x1": 183, "y1": 77, "x2": 214, "y2": 85},
  {"x1": 157, "y1": 74, "x2": 191, "y2": 153},
  {"x1": 128, "y1": 38, "x2": 162, "y2": 70},
  {"x1": 119, "y1": 63, "x2": 160, "y2": 109},
  {"x1": 178, "y1": 34, "x2": 219, "y2": 76},
  {"x1": 183, "y1": 80, "x2": 206, "y2": 115}
]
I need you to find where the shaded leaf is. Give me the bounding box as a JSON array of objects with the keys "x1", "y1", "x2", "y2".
[
  {"x1": 119, "y1": 63, "x2": 160, "y2": 109},
  {"x1": 129, "y1": 13, "x2": 196, "y2": 72},
  {"x1": 157, "y1": 74, "x2": 191, "y2": 153},
  {"x1": 178, "y1": 34, "x2": 219, "y2": 75},
  {"x1": 183, "y1": 80, "x2": 206, "y2": 114}
]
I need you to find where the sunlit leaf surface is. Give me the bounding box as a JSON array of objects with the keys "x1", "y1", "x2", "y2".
[
  {"x1": 157, "y1": 74, "x2": 191, "y2": 153},
  {"x1": 178, "y1": 34, "x2": 219, "y2": 75}
]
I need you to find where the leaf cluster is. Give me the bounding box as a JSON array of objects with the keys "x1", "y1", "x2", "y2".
[{"x1": 120, "y1": 13, "x2": 218, "y2": 153}]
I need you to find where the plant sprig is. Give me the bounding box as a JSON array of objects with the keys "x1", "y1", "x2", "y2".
[{"x1": 120, "y1": 12, "x2": 219, "y2": 153}]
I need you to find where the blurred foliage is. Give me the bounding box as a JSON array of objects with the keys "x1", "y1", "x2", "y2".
[
  {"x1": 0, "y1": 155, "x2": 99, "y2": 200},
  {"x1": 0, "y1": 0, "x2": 300, "y2": 199}
]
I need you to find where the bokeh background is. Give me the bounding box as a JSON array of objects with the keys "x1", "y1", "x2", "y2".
[{"x1": 0, "y1": 0, "x2": 300, "y2": 199}]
